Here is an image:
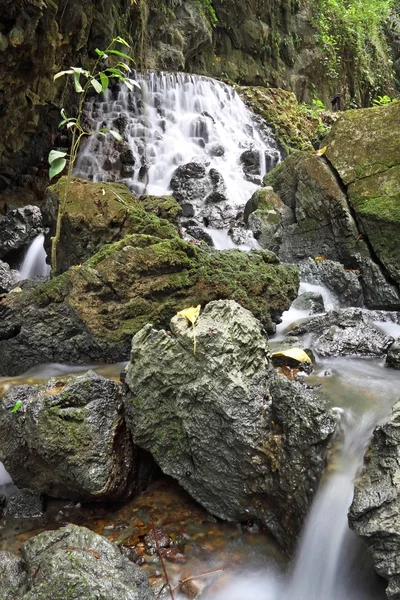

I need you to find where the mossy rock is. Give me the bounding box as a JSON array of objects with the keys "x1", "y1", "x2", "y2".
[
  {"x1": 0, "y1": 234, "x2": 299, "y2": 375},
  {"x1": 44, "y1": 178, "x2": 180, "y2": 274},
  {"x1": 325, "y1": 103, "x2": 400, "y2": 284}
]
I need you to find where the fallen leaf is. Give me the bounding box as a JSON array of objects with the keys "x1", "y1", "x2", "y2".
[
  {"x1": 177, "y1": 305, "x2": 201, "y2": 354},
  {"x1": 271, "y1": 348, "x2": 312, "y2": 364},
  {"x1": 313, "y1": 145, "x2": 327, "y2": 156}
]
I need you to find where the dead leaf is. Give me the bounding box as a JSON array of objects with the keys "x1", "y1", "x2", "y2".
[
  {"x1": 177, "y1": 305, "x2": 201, "y2": 354},
  {"x1": 271, "y1": 348, "x2": 312, "y2": 364},
  {"x1": 313, "y1": 145, "x2": 327, "y2": 156}
]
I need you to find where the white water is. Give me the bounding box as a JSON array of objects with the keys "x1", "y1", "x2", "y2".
[
  {"x1": 18, "y1": 233, "x2": 50, "y2": 280},
  {"x1": 74, "y1": 72, "x2": 280, "y2": 247}
]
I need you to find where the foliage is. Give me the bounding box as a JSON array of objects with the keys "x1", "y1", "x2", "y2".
[
  {"x1": 311, "y1": 0, "x2": 394, "y2": 102},
  {"x1": 372, "y1": 94, "x2": 399, "y2": 105},
  {"x1": 198, "y1": 0, "x2": 218, "y2": 27},
  {"x1": 299, "y1": 99, "x2": 330, "y2": 140},
  {"x1": 48, "y1": 36, "x2": 139, "y2": 276}
]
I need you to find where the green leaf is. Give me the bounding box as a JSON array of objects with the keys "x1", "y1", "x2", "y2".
[
  {"x1": 54, "y1": 70, "x2": 73, "y2": 81},
  {"x1": 73, "y1": 71, "x2": 83, "y2": 93},
  {"x1": 11, "y1": 401, "x2": 23, "y2": 413},
  {"x1": 105, "y1": 68, "x2": 124, "y2": 79},
  {"x1": 95, "y1": 48, "x2": 105, "y2": 57},
  {"x1": 113, "y1": 36, "x2": 130, "y2": 47},
  {"x1": 90, "y1": 78, "x2": 103, "y2": 93},
  {"x1": 48, "y1": 150, "x2": 67, "y2": 164},
  {"x1": 60, "y1": 108, "x2": 68, "y2": 119},
  {"x1": 71, "y1": 67, "x2": 90, "y2": 76},
  {"x1": 58, "y1": 117, "x2": 76, "y2": 128},
  {"x1": 116, "y1": 62, "x2": 131, "y2": 72},
  {"x1": 109, "y1": 130, "x2": 123, "y2": 142},
  {"x1": 108, "y1": 49, "x2": 134, "y2": 61},
  {"x1": 49, "y1": 157, "x2": 67, "y2": 180},
  {"x1": 99, "y1": 72, "x2": 109, "y2": 92},
  {"x1": 126, "y1": 78, "x2": 141, "y2": 90}
]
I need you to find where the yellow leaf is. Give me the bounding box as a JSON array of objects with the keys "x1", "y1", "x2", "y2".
[
  {"x1": 177, "y1": 305, "x2": 201, "y2": 326},
  {"x1": 312, "y1": 145, "x2": 327, "y2": 156},
  {"x1": 177, "y1": 305, "x2": 201, "y2": 354},
  {"x1": 314, "y1": 256, "x2": 326, "y2": 262},
  {"x1": 271, "y1": 348, "x2": 312, "y2": 364}
]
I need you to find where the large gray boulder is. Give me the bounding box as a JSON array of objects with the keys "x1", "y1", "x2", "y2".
[
  {"x1": 0, "y1": 259, "x2": 18, "y2": 293},
  {"x1": 287, "y1": 307, "x2": 394, "y2": 358},
  {"x1": 19, "y1": 524, "x2": 154, "y2": 600},
  {"x1": 349, "y1": 400, "x2": 400, "y2": 600},
  {"x1": 124, "y1": 300, "x2": 336, "y2": 553},
  {"x1": 0, "y1": 371, "x2": 151, "y2": 501},
  {"x1": 0, "y1": 206, "x2": 43, "y2": 261}
]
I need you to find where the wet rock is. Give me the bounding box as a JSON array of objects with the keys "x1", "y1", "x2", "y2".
[
  {"x1": 314, "y1": 324, "x2": 393, "y2": 358},
  {"x1": 248, "y1": 209, "x2": 281, "y2": 253},
  {"x1": 386, "y1": 338, "x2": 400, "y2": 369},
  {"x1": 144, "y1": 527, "x2": 171, "y2": 555},
  {"x1": 0, "y1": 551, "x2": 26, "y2": 599},
  {"x1": 243, "y1": 187, "x2": 282, "y2": 223},
  {"x1": 42, "y1": 178, "x2": 179, "y2": 275},
  {"x1": 0, "y1": 206, "x2": 43, "y2": 261},
  {"x1": 265, "y1": 151, "x2": 400, "y2": 310},
  {"x1": 0, "y1": 371, "x2": 151, "y2": 501},
  {"x1": 5, "y1": 489, "x2": 44, "y2": 519},
  {"x1": 288, "y1": 307, "x2": 397, "y2": 337},
  {"x1": 299, "y1": 258, "x2": 363, "y2": 307},
  {"x1": 124, "y1": 300, "x2": 336, "y2": 554},
  {"x1": 349, "y1": 401, "x2": 400, "y2": 600},
  {"x1": 170, "y1": 162, "x2": 210, "y2": 205},
  {"x1": 292, "y1": 291, "x2": 324, "y2": 314},
  {"x1": 181, "y1": 203, "x2": 195, "y2": 218},
  {"x1": 120, "y1": 148, "x2": 136, "y2": 165},
  {"x1": 207, "y1": 143, "x2": 225, "y2": 157},
  {"x1": 20, "y1": 523, "x2": 154, "y2": 600},
  {"x1": 240, "y1": 149, "x2": 261, "y2": 183},
  {"x1": 185, "y1": 224, "x2": 214, "y2": 246},
  {"x1": 0, "y1": 259, "x2": 18, "y2": 293}
]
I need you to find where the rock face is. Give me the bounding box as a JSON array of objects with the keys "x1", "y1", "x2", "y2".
[
  {"x1": 0, "y1": 371, "x2": 149, "y2": 501},
  {"x1": 386, "y1": 339, "x2": 400, "y2": 369},
  {"x1": 0, "y1": 206, "x2": 43, "y2": 262},
  {"x1": 299, "y1": 258, "x2": 363, "y2": 308},
  {"x1": 0, "y1": 551, "x2": 26, "y2": 599},
  {"x1": 124, "y1": 300, "x2": 336, "y2": 554},
  {"x1": 265, "y1": 104, "x2": 400, "y2": 309},
  {"x1": 0, "y1": 259, "x2": 18, "y2": 293},
  {"x1": 43, "y1": 178, "x2": 180, "y2": 275},
  {"x1": 19, "y1": 524, "x2": 153, "y2": 600},
  {"x1": 0, "y1": 233, "x2": 299, "y2": 376},
  {"x1": 349, "y1": 401, "x2": 400, "y2": 600}
]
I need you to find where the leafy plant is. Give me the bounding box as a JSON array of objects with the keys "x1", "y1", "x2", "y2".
[
  {"x1": 198, "y1": 0, "x2": 218, "y2": 27},
  {"x1": 372, "y1": 94, "x2": 398, "y2": 105},
  {"x1": 48, "y1": 36, "x2": 139, "y2": 276},
  {"x1": 11, "y1": 400, "x2": 23, "y2": 413}
]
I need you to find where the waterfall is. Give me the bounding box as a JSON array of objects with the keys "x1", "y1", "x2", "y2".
[
  {"x1": 74, "y1": 71, "x2": 280, "y2": 218},
  {"x1": 18, "y1": 233, "x2": 51, "y2": 281}
]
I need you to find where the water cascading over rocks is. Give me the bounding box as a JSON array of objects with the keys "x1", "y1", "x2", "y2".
[{"x1": 74, "y1": 71, "x2": 281, "y2": 247}]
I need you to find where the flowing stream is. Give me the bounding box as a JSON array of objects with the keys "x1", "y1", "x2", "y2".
[
  {"x1": 1, "y1": 73, "x2": 399, "y2": 598},
  {"x1": 17, "y1": 233, "x2": 50, "y2": 281}
]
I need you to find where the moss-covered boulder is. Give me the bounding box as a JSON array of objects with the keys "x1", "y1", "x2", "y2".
[
  {"x1": 238, "y1": 87, "x2": 338, "y2": 153},
  {"x1": 0, "y1": 235, "x2": 299, "y2": 375},
  {"x1": 44, "y1": 178, "x2": 181, "y2": 274},
  {"x1": 325, "y1": 103, "x2": 400, "y2": 286},
  {"x1": 0, "y1": 371, "x2": 152, "y2": 501}
]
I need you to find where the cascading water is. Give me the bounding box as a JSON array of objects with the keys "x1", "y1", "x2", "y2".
[
  {"x1": 74, "y1": 72, "x2": 280, "y2": 247},
  {"x1": 18, "y1": 233, "x2": 50, "y2": 281}
]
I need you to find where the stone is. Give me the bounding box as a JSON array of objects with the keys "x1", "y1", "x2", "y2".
[
  {"x1": 349, "y1": 400, "x2": 400, "y2": 600},
  {"x1": 299, "y1": 258, "x2": 363, "y2": 307},
  {"x1": 0, "y1": 371, "x2": 151, "y2": 501},
  {"x1": 124, "y1": 300, "x2": 336, "y2": 554},
  {"x1": 291, "y1": 291, "x2": 325, "y2": 314},
  {"x1": 0, "y1": 235, "x2": 299, "y2": 375},
  {"x1": 0, "y1": 259, "x2": 18, "y2": 293},
  {"x1": 5, "y1": 489, "x2": 44, "y2": 519},
  {"x1": 20, "y1": 523, "x2": 154, "y2": 600},
  {"x1": 0, "y1": 551, "x2": 26, "y2": 599},
  {"x1": 240, "y1": 149, "x2": 261, "y2": 183},
  {"x1": 243, "y1": 187, "x2": 282, "y2": 223},
  {"x1": 314, "y1": 324, "x2": 393, "y2": 358},
  {"x1": 0, "y1": 206, "x2": 43, "y2": 261},
  {"x1": 42, "y1": 178, "x2": 180, "y2": 275},
  {"x1": 386, "y1": 338, "x2": 400, "y2": 369}
]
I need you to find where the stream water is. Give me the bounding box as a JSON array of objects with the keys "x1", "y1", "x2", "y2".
[{"x1": 1, "y1": 73, "x2": 398, "y2": 598}]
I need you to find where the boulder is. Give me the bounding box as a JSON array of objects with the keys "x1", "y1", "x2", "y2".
[
  {"x1": 0, "y1": 235, "x2": 299, "y2": 376},
  {"x1": 4, "y1": 490, "x2": 44, "y2": 519},
  {"x1": 349, "y1": 400, "x2": 400, "y2": 600},
  {"x1": 0, "y1": 551, "x2": 26, "y2": 599},
  {"x1": 0, "y1": 206, "x2": 43, "y2": 262},
  {"x1": 43, "y1": 178, "x2": 180, "y2": 275},
  {"x1": 324, "y1": 103, "x2": 400, "y2": 287},
  {"x1": 299, "y1": 258, "x2": 363, "y2": 307},
  {"x1": 291, "y1": 291, "x2": 324, "y2": 314},
  {"x1": 19, "y1": 524, "x2": 154, "y2": 600},
  {"x1": 124, "y1": 300, "x2": 336, "y2": 554},
  {"x1": 386, "y1": 339, "x2": 400, "y2": 369},
  {"x1": 287, "y1": 307, "x2": 394, "y2": 358},
  {"x1": 265, "y1": 147, "x2": 400, "y2": 309},
  {"x1": 0, "y1": 259, "x2": 18, "y2": 293},
  {"x1": 0, "y1": 371, "x2": 150, "y2": 501}
]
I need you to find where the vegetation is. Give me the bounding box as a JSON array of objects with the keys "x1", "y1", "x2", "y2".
[
  {"x1": 198, "y1": 0, "x2": 218, "y2": 27},
  {"x1": 48, "y1": 37, "x2": 138, "y2": 276},
  {"x1": 311, "y1": 0, "x2": 395, "y2": 103}
]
